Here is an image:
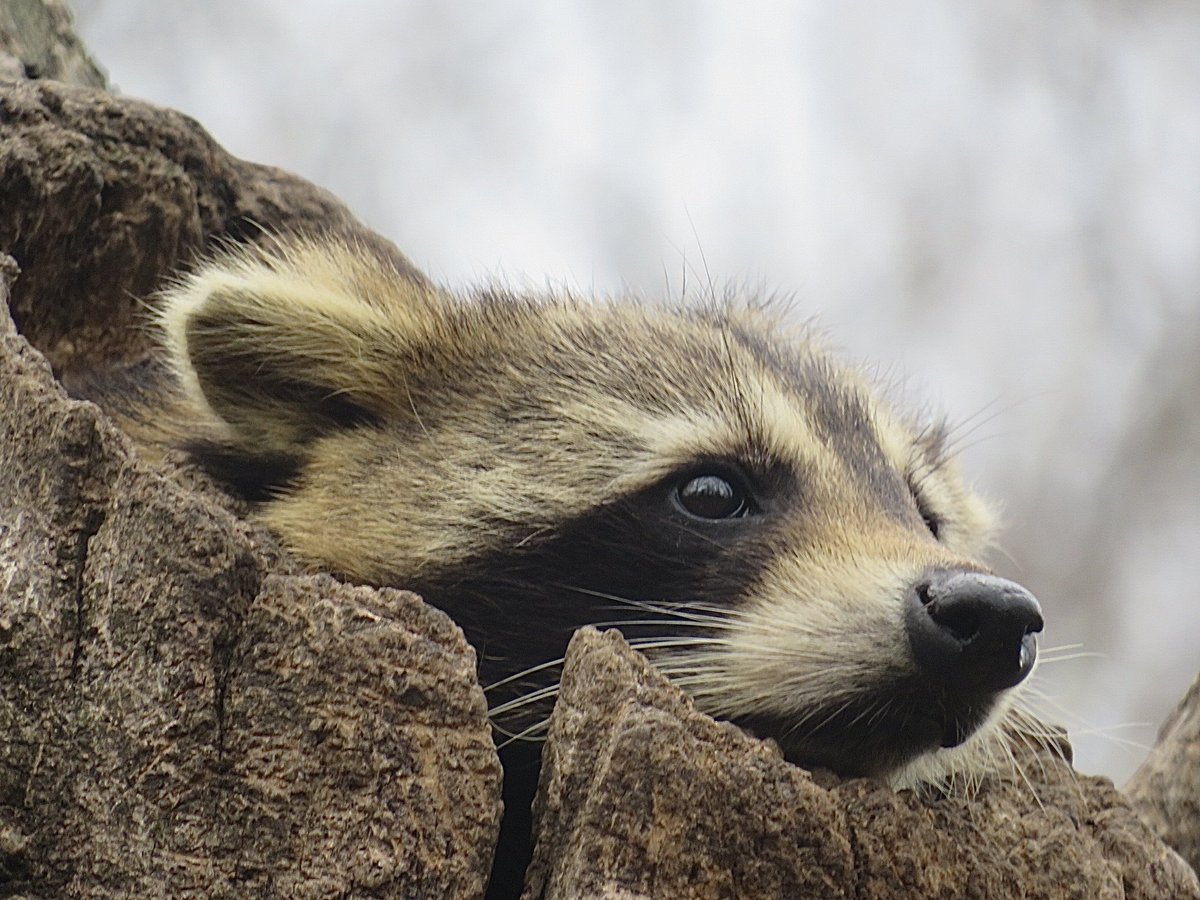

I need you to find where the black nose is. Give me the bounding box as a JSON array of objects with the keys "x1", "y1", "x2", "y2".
[{"x1": 905, "y1": 569, "x2": 1043, "y2": 694}]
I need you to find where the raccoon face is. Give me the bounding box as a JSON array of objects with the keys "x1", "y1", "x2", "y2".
[{"x1": 156, "y1": 236, "x2": 1042, "y2": 782}]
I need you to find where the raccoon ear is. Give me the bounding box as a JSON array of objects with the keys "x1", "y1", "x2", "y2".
[{"x1": 159, "y1": 239, "x2": 446, "y2": 453}]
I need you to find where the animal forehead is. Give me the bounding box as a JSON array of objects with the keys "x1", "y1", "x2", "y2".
[{"x1": 465, "y1": 299, "x2": 904, "y2": 475}]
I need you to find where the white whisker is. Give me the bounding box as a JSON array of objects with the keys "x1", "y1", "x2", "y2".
[
  {"x1": 488, "y1": 683, "x2": 560, "y2": 718},
  {"x1": 494, "y1": 717, "x2": 553, "y2": 749},
  {"x1": 483, "y1": 655, "x2": 566, "y2": 694}
]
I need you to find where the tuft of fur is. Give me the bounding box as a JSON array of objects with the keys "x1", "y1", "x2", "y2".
[{"x1": 91, "y1": 233, "x2": 1052, "y2": 799}]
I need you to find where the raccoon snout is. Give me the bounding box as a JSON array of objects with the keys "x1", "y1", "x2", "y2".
[{"x1": 905, "y1": 569, "x2": 1043, "y2": 695}]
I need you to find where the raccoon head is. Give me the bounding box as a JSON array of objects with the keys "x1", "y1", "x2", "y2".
[{"x1": 157, "y1": 235, "x2": 1044, "y2": 785}]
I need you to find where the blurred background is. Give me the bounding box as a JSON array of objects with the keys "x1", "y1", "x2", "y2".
[{"x1": 72, "y1": 0, "x2": 1199, "y2": 785}]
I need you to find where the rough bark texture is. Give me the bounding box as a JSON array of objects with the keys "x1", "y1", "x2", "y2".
[
  {"x1": 0, "y1": 259, "x2": 503, "y2": 897},
  {"x1": 0, "y1": 76, "x2": 426, "y2": 378},
  {"x1": 1, "y1": 16, "x2": 501, "y2": 893},
  {"x1": 1, "y1": 6, "x2": 1198, "y2": 898},
  {"x1": 1126, "y1": 673, "x2": 1200, "y2": 874},
  {"x1": 526, "y1": 628, "x2": 1200, "y2": 900}
]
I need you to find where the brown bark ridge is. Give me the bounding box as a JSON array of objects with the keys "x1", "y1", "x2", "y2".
[
  {"x1": 0, "y1": 257, "x2": 503, "y2": 896},
  {"x1": 525, "y1": 628, "x2": 1199, "y2": 899},
  {"x1": 0, "y1": 41, "x2": 502, "y2": 894},
  {"x1": 0, "y1": 75, "x2": 427, "y2": 378},
  {"x1": 1126, "y1": 673, "x2": 1200, "y2": 874}
]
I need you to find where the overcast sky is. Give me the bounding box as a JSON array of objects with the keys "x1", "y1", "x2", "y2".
[{"x1": 74, "y1": 0, "x2": 1200, "y2": 784}]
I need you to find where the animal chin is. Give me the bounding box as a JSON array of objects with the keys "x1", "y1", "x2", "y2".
[
  {"x1": 912, "y1": 705, "x2": 992, "y2": 751},
  {"x1": 736, "y1": 690, "x2": 999, "y2": 779}
]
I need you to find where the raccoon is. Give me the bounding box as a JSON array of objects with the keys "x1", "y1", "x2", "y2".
[{"x1": 87, "y1": 234, "x2": 1047, "y2": 896}]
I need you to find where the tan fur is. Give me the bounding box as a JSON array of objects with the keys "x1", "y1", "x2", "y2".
[{"x1": 97, "y1": 233, "x2": 1044, "y2": 791}]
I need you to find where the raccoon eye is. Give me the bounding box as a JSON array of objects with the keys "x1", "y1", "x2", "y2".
[
  {"x1": 907, "y1": 474, "x2": 941, "y2": 539},
  {"x1": 674, "y1": 473, "x2": 750, "y2": 520},
  {"x1": 914, "y1": 494, "x2": 941, "y2": 539},
  {"x1": 921, "y1": 510, "x2": 941, "y2": 539}
]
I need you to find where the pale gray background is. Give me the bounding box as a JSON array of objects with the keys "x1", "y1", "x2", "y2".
[{"x1": 73, "y1": 0, "x2": 1200, "y2": 785}]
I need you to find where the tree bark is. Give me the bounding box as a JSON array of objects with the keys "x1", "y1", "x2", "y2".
[
  {"x1": 1, "y1": 9, "x2": 501, "y2": 897},
  {"x1": 1126, "y1": 673, "x2": 1200, "y2": 874}
]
